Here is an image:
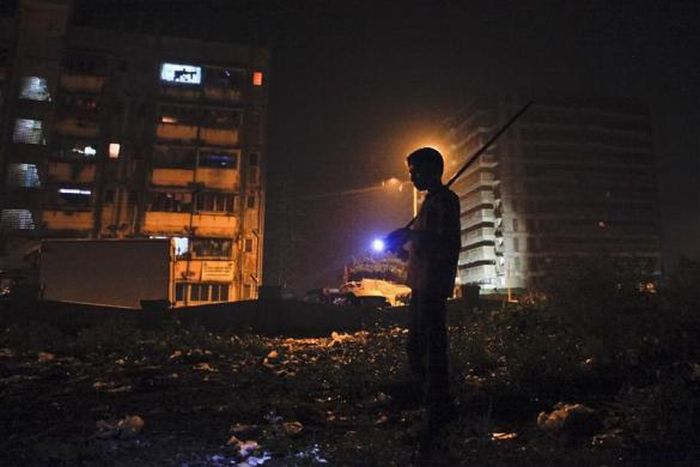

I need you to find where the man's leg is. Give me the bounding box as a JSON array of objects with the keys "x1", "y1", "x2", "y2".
[
  {"x1": 425, "y1": 297, "x2": 451, "y2": 429},
  {"x1": 406, "y1": 292, "x2": 427, "y2": 387}
]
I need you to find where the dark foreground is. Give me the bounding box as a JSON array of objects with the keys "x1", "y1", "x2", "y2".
[{"x1": 2, "y1": 297, "x2": 699, "y2": 467}]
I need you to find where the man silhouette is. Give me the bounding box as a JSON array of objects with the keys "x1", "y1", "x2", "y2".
[{"x1": 387, "y1": 147, "x2": 461, "y2": 436}]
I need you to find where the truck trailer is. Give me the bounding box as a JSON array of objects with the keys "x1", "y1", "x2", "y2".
[{"x1": 39, "y1": 239, "x2": 175, "y2": 309}]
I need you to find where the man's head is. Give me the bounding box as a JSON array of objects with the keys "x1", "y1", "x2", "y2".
[{"x1": 407, "y1": 147, "x2": 444, "y2": 191}]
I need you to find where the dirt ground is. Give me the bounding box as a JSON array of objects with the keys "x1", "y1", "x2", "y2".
[{"x1": 0, "y1": 314, "x2": 696, "y2": 466}]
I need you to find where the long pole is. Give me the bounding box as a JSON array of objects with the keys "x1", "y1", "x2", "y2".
[{"x1": 404, "y1": 101, "x2": 534, "y2": 228}]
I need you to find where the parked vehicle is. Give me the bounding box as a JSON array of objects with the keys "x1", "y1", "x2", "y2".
[{"x1": 339, "y1": 279, "x2": 411, "y2": 307}]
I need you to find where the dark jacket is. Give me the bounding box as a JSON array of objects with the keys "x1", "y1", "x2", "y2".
[{"x1": 406, "y1": 185, "x2": 461, "y2": 298}]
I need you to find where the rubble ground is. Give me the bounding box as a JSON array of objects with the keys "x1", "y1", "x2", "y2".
[{"x1": 1, "y1": 295, "x2": 699, "y2": 466}]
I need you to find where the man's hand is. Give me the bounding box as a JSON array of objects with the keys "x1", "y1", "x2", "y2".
[{"x1": 385, "y1": 228, "x2": 411, "y2": 257}]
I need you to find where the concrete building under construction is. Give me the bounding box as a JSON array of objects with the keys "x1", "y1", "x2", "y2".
[
  {"x1": 0, "y1": 0, "x2": 268, "y2": 304},
  {"x1": 445, "y1": 96, "x2": 661, "y2": 291}
]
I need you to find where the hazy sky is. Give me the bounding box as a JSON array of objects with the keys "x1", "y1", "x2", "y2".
[
  {"x1": 68, "y1": 1, "x2": 700, "y2": 290},
  {"x1": 263, "y1": 0, "x2": 700, "y2": 290}
]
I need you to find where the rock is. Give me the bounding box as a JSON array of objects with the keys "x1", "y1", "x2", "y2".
[
  {"x1": 193, "y1": 362, "x2": 217, "y2": 372},
  {"x1": 227, "y1": 435, "x2": 242, "y2": 446},
  {"x1": 37, "y1": 352, "x2": 55, "y2": 362},
  {"x1": 283, "y1": 421, "x2": 304, "y2": 436},
  {"x1": 537, "y1": 402, "x2": 601, "y2": 439},
  {"x1": 95, "y1": 415, "x2": 145, "y2": 439}
]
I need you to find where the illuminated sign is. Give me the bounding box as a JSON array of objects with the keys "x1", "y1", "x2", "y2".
[{"x1": 160, "y1": 63, "x2": 202, "y2": 84}]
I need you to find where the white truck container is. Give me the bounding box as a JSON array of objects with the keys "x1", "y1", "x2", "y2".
[{"x1": 39, "y1": 239, "x2": 175, "y2": 309}]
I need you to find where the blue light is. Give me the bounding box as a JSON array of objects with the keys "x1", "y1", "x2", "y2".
[{"x1": 371, "y1": 238, "x2": 385, "y2": 253}]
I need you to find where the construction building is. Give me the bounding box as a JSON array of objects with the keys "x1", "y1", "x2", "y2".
[
  {"x1": 0, "y1": 0, "x2": 268, "y2": 304},
  {"x1": 445, "y1": 96, "x2": 661, "y2": 291}
]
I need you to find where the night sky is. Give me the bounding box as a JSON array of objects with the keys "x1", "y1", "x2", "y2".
[
  {"x1": 30, "y1": 1, "x2": 700, "y2": 291},
  {"x1": 262, "y1": 0, "x2": 700, "y2": 291}
]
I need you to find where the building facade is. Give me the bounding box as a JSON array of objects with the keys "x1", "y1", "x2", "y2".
[
  {"x1": 0, "y1": 0, "x2": 268, "y2": 304},
  {"x1": 445, "y1": 96, "x2": 661, "y2": 291}
]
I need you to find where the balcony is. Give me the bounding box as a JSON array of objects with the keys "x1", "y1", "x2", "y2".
[
  {"x1": 200, "y1": 128, "x2": 238, "y2": 146},
  {"x1": 60, "y1": 74, "x2": 105, "y2": 93},
  {"x1": 54, "y1": 118, "x2": 100, "y2": 138},
  {"x1": 454, "y1": 172, "x2": 496, "y2": 196},
  {"x1": 47, "y1": 161, "x2": 95, "y2": 184},
  {"x1": 461, "y1": 227, "x2": 495, "y2": 245},
  {"x1": 142, "y1": 211, "x2": 238, "y2": 237},
  {"x1": 156, "y1": 124, "x2": 198, "y2": 143},
  {"x1": 156, "y1": 124, "x2": 240, "y2": 147},
  {"x1": 461, "y1": 264, "x2": 498, "y2": 283},
  {"x1": 461, "y1": 208, "x2": 495, "y2": 226},
  {"x1": 41, "y1": 210, "x2": 93, "y2": 231},
  {"x1": 197, "y1": 167, "x2": 239, "y2": 189},
  {"x1": 459, "y1": 245, "x2": 496, "y2": 265},
  {"x1": 461, "y1": 191, "x2": 495, "y2": 211},
  {"x1": 203, "y1": 87, "x2": 241, "y2": 103},
  {"x1": 160, "y1": 86, "x2": 201, "y2": 101},
  {"x1": 151, "y1": 167, "x2": 239, "y2": 190}
]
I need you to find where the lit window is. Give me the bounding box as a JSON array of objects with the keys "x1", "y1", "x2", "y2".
[
  {"x1": 192, "y1": 238, "x2": 232, "y2": 257},
  {"x1": 160, "y1": 63, "x2": 202, "y2": 84},
  {"x1": 109, "y1": 143, "x2": 120, "y2": 159},
  {"x1": 1, "y1": 209, "x2": 35, "y2": 230},
  {"x1": 13, "y1": 118, "x2": 45, "y2": 145},
  {"x1": 252, "y1": 71, "x2": 263, "y2": 86},
  {"x1": 59, "y1": 188, "x2": 91, "y2": 195},
  {"x1": 200, "y1": 153, "x2": 237, "y2": 169},
  {"x1": 171, "y1": 237, "x2": 189, "y2": 256},
  {"x1": 7, "y1": 163, "x2": 40, "y2": 188},
  {"x1": 19, "y1": 76, "x2": 51, "y2": 101}
]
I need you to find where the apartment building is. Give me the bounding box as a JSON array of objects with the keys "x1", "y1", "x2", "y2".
[
  {"x1": 0, "y1": 0, "x2": 268, "y2": 304},
  {"x1": 445, "y1": 96, "x2": 661, "y2": 291}
]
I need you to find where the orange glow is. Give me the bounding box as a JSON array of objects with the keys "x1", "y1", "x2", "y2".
[{"x1": 252, "y1": 71, "x2": 264, "y2": 86}]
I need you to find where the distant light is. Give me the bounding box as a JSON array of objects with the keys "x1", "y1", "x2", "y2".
[
  {"x1": 161, "y1": 116, "x2": 177, "y2": 124},
  {"x1": 371, "y1": 238, "x2": 385, "y2": 253},
  {"x1": 109, "y1": 143, "x2": 120, "y2": 159},
  {"x1": 59, "y1": 188, "x2": 91, "y2": 195},
  {"x1": 252, "y1": 71, "x2": 264, "y2": 86}
]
